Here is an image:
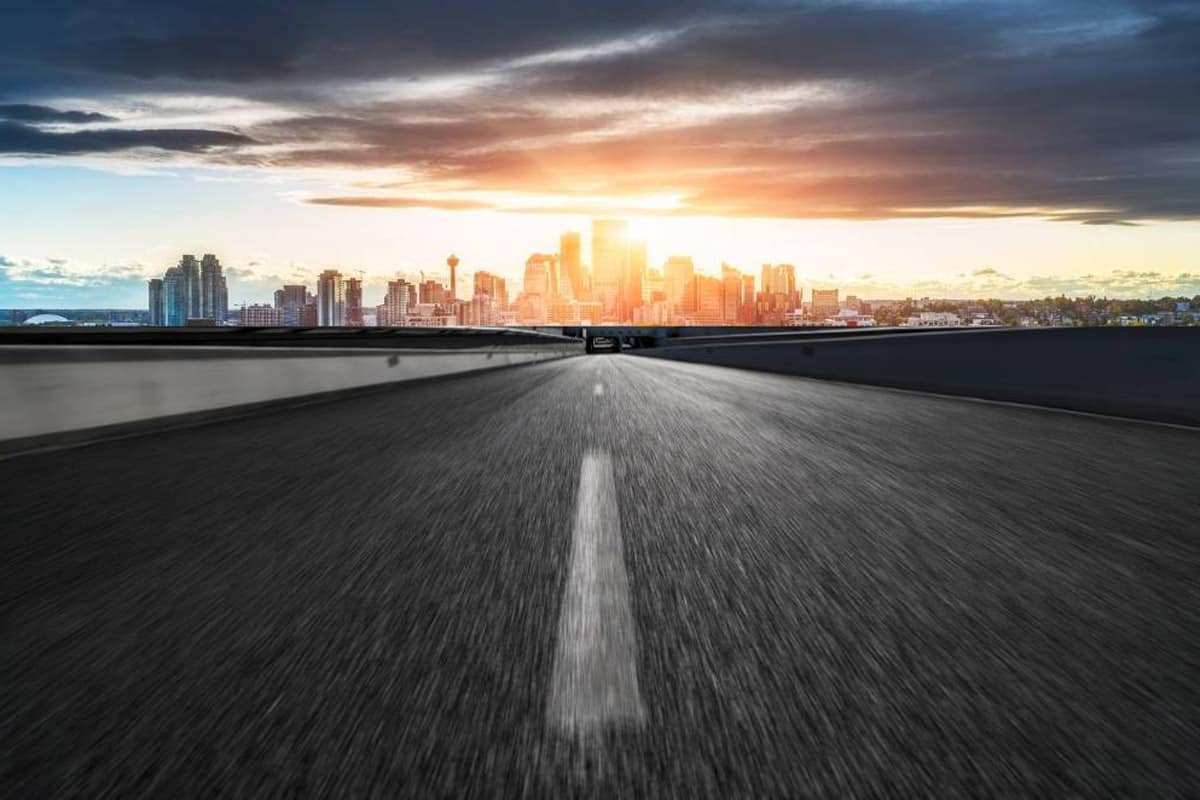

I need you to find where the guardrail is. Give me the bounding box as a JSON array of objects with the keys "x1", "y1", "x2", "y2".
[
  {"x1": 0, "y1": 327, "x2": 584, "y2": 454},
  {"x1": 0, "y1": 325, "x2": 579, "y2": 348},
  {"x1": 634, "y1": 327, "x2": 1200, "y2": 427}
]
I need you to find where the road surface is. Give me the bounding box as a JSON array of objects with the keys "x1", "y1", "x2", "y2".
[{"x1": 3, "y1": 355, "x2": 1198, "y2": 796}]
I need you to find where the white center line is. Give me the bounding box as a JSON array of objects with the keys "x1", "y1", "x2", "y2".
[
  {"x1": 593, "y1": 383, "x2": 604, "y2": 396},
  {"x1": 548, "y1": 450, "x2": 645, "y2": 733}
]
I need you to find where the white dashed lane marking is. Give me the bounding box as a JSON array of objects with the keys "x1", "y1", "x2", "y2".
[{"x1": 548, "y1": 450, "x2": 645, "y2": 733}]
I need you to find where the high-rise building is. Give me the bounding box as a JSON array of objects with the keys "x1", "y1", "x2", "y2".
[
  {"x1": 517, "y1": 254, "x2": 560, "y2": 324},
  {"x1": 559, "y1": 231, "x2": 584, "y2": 301},
  {"x1": 447, "y1": 253, "x2": 460, "y2": 301},
  {"x1": 523, "y1": 254, "x2": 555, "y2": 297},
  {"x1": 163, "y1": 266, "x2": 187, "y2": 326},
  {"x1": 463, "y1": 291, "x2": 502, "y2": 326},
  {"x1": 178, "y1": 255, "x2": 201, "y2": 321},
  {"x1": 721, "y1": 263, "x2": 743, "y2": 324},
  {"x1": 811, "y1": 288, "x2": 840, "y2": 321},
  {"x1": 379, "y1": 278, "x2": 415, "y2": 326},
  {"x1": 419, "y1": 279, "x2": 447, "y2": 307},
  {"x1": 241, "y1": 304, "x2": 282, "y2": 326},
  {"x1": 473, "y1": 271, "x2": 508, "y2": 309},
  {"x1": 316, "y1": 269, "x2": 345, "y2": 326},
  {"x1": 758, "y1": 263, "x2": 800, "y2": 323},
  {"x1": 760, "y1": 263, "x2": 797, "y2": 299},
  {"x1": 344, "y1": 278, "x2": 363, "y2": 326},
  {"x1": 693, "y1": 275, "x2": 723, "y2": 324},
  {"x1": 740, "y1": 273, "x2": 757, "y2": 324},
  {"x1": 644, "y1": 268, "x2": 666, "y2": 304},
  {"x1": 664, "y1": 256, "x2": 695, "y2": 320},
  {"x1": 147, "y1": 278, "x2": 165, "y2": 326},
  {"x1": 274, "y1": 284, "x2": 309, "y2": 326},
  {"x1": 591, "y1": 219, "x2": 628, "y2": 321},
  {"x1": 199, "y1": 254, "x2": 227, "y2": 322},
  {"x1": 548, "y1": 254, "x2": 560, "y2": 298},
  {"x1": 297, "y1": 303, "x2": 317, "y2": 326},
  {"x1": 626, "y1": 239, "x2": 646, "y2": 319}
]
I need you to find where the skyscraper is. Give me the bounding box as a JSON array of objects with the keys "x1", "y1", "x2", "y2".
[
  {"x1": 147, "y1": 278, "x2": 165, "y2": 326},
  {"x1": 760, "y1": 263, "x2": 797, "y2": 299},
  {"x1": 758, "y1": 263, "x2": 800, "y2": 324},
  {"x1": 626, "y1": 239, "x2": 646, "y2": 318},
  {"x1": 559, "y1": 231, "x2": 584, "y2": 301},
  {"x1": 344, "y1": 277, "x2": 363, "y2": 326},
  {"x1": 274, "y1": 284, "x2": 309, "y2": 326},
  {"x1": 275, "y1": 284, "x2": 307, "y2": 308},
  {"x1": 523, "y1": 254, "x2": 555, "y2": 297},
  {"x1": 379, "y1": 278, "x2": 415, "y2": 326},
  {"x1": 216, "y1": 275, "x2": 228, "y2": 324},
  {"x1": 199, "y1": 254, "x2": 227, "y2": 322},
  {"x1": 473, "y1": 271, "x2": 507, "y2": 309},
  {"x1": 179, "y1": 255, "x2": 201, "y2": 321},
  {"x1": 721, "y1": 263, "x2": 742, "y2": 324},
  {"x1": 694, "y1": 275, "x2": 723, "y2": 323},
  {"x1": 447, "y1": 254, "x2": 460, "y2": 301},
  {"x1": 592, "y1": 219, "x2": 628, "y2": 321},
  {"x1": 664, "y1": 256, "x2": 695, "y2": 320},
  {"x1": 741, "y1": 273, "x2": 756, "y2": 324},
  {"x1": 317, "y1": 269, "x2": 345, "y2": 326},
  {"x1": 519, "y1": 254, "x2": 559, "y2": 324},
  {"x1": 419, "y1": 279, "x2": 447, "y2": 307},
  {"x1": 644, "y1": 268, "x2": 666, "y2": 303},
  {"x1": 163, "y1": 266, "x2": 187, "y2": 326}
]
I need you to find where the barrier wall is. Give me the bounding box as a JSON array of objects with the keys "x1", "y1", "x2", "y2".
[
  {"x1": 635, "y1": 327, "x2": 1200, "y2": 426},
  {"x1": 0, "y1": 341, "x2": 581, "y2": 451}
]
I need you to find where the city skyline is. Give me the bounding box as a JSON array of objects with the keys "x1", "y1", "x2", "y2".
[
  {"x1": 3, "y1": 212, "x2": 1200, "y2": 310},
  {"x1": 146, "y1": 219, "x2": 822, "y2": 327},
  {"x1": 133, "y1": 217, "x2": 1200, "y2": 330},
  {"x1": 1, "y1": 1, "x2": 1198, "y2": 307}
]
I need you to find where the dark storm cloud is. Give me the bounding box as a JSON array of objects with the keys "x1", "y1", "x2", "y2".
[
  {"x1": 0, "y1": 104, "x2": 116, "y2": 123},
  {"x1": 0, "y1": 122, "x2": 253, "y2": 155},
  {"x1": 518, "y1": 2, "x2": 1009, "y2": 96},
  {"x1": 0, "y1": 0, "x2": 711, "y2": 83},
  {"x1": 57, "y1": 34, "x2": 300, "y2": 82},
  {"x1": 235, "y1": 109, "x2": 623, "y2": 171},
  {"x1": 2, "y1": 0, "x2": 1199, "y2": 222}
]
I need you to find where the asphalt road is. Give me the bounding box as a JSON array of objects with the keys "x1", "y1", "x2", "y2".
[{"x1": 2, "y1": 354, "x2": 1198, "y2": 797}]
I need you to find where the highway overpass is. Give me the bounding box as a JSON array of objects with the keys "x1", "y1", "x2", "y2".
[{"x1": 1, "y1": 327, "x2": 1197, "y2": 795}]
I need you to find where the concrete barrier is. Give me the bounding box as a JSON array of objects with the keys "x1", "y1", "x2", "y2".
[
  {"x1": 0, "y1": 338, "x2": 581, "y2": 453},
  {"x1": 635, "y1": 327, "x2": 1200, "y2": 426}
]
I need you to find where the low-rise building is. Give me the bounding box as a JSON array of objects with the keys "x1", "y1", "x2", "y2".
[{"x1": 240, "y1": 304, "x2": 282, "y2": 326}]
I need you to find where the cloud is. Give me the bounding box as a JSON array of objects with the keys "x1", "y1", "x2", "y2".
[
  {"x1": 0, "y1": 1, "x2": 1197, "y2": 223},
  {"x1": 56, "y1": 34, "x2": 299, "y2": 82},
  {"x1": 0, "y1": 104, "x2": 116, "y2": 123},
  {"x1": 307, "y1": 195, "x2": 495, "y2": 211},
  {"x1": 1009, "y1": 270, "x2": 1200, "y2": 298},
  {"x1": 828, "y1": 269, "x2": 1200, "y2": 301},
  {"x1": 0, "y1": 256, "x2": 156, "y2": 306},
  {"x1": 0, "y1": 122, "x2": 254, "y2": 155}
]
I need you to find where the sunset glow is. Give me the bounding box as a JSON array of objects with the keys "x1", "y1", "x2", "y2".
[{"x1": 0, "y1": 1, "x2": 1197, "y2": 306}]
